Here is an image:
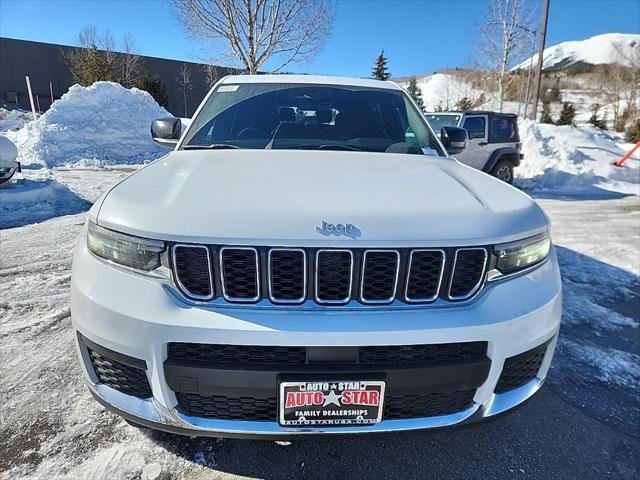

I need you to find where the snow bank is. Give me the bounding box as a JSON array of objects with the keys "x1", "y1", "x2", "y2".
[
  {"x1": 0, "y1": 108, "x2": 33, "y2": 132},
  {"x1": 516, "y1": 119, "x2": 640, "y2": 196},
  {"x1": 400, "y1": 73, "x2": 485, "y2": 111},
  {"x1": 6, "y1": 82, "x2": 171, "y2": 168}
]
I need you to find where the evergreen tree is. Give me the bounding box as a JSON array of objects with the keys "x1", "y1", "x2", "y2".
[
  {"x1": 540, "y1": 102, "x2": 554, "y2": 124},
  {"x1": 556, "y1": 102, "x2": 576, "y2": 126},
  {"x1": 138, "y1": 71, "x2": 169, "y2": 107},
  {"x1": 588, "y1": 104, "x2": 607, "y2": 130},
  {"x1": 406, "y1": 76, "x2": 424, "y2": 111},
  {"x1": 72, "y1": 44, "x2": 116, "y2": 86},
  {"x1": 372, "y1": 50, "x2": 390, "y2": 80},
  {"x1": 455, "y1": 97, "x2": 474, "y2": 111}
]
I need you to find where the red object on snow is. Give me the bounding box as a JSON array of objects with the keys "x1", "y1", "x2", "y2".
[{"x1": 614, "y1": 140, "x2": 640, "y2": 167}]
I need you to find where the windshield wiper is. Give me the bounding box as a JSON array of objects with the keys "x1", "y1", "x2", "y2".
[
  {"x1": 183, "y1": 144, "x2": 240, "y2": 150},
  {"x1": 278, "y1": 144, "x2": 366, "y2": 152}
]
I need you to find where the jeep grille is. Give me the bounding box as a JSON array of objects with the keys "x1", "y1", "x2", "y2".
[{"x1": 171, "y1": 245, "x2": 489, "y2": 306}]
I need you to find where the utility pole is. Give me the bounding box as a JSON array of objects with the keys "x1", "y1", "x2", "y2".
[
  {"x1": 523, "y1": 31, "x2": 537, "y2": 120},
  {"x1": 530, "y1": 0, "x2": 550, "y2": 121}
]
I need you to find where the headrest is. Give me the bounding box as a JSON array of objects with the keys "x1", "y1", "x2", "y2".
[
  {"x1": 316, "y1": 110, "x2": 332, "y2": 124},
  {"x1": 279, "y1": 107, "x2": 296, "y2": 122}
]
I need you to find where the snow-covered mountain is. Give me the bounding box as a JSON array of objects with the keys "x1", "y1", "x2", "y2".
[{"x1": 513, "y1": 32, "x2": 639, "y2": 71}]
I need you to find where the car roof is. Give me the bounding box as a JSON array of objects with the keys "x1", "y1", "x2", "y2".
[
  {"x1": 425, "y1": 110, "x2": 518, "y2": 117},
  {"x1": 220, "y1": 74, "x2": 403, "y2": 91}
]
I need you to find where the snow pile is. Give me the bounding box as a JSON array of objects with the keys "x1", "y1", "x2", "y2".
[
  {"x1": 516, "y1": 119, "x2": 640, "y2": 196},
  {"x1": 6, "y1": 82, "x2": 171, "y2": 168},
  {"x1": 513, "y1": 32, "x2": 640, "y2": 70},
  {"x1": 0, "y1": 108, "x2": 34, "y2": 132}
]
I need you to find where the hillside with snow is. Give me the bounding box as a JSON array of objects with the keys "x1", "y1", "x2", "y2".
[{"x1": 513, "y1": 32, "x2": 639, "y2": 71}]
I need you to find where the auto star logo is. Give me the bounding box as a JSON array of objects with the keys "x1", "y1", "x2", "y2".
[
  {"x1": 316, "y1": 221, "x2": 361, "y2": 239},
  {"x1": 285, "y1": 383, "x2": 380, "y2": 408}
]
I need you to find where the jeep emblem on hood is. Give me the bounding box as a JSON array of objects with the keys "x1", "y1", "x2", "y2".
[{"x1": 316, "y1": 221, "x2": 361, "y2": 239}]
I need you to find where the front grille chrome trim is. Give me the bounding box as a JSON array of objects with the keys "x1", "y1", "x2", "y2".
[
  {"x1": 447, "y1": 247, "x2": 488, "y2": 301},
  {"x1": 404, "y1": 249, "x2": 446, "y2": 303},
  {"x1": 315, "y1": 249, "x2": 354, "y2": 305},
  {"x1": 360, "y1": 249, "x2": 401, "y2": 304},
  {"x1": 267, "y1": 248, "x2": 307, "y2": 304},
  {"x1": 219, "y1": 246, "x2": 261, "y2": 303},
  {"x1": 171, "y1": 244, "x2": 215, "y2": 301}
]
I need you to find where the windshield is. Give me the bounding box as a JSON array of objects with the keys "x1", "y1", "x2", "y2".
[
  {"x1": 425, "y1": 114, "x2": 461, "y2": 133},
  {"x1": 182, "y1": 83, "x2": 444, "y2": 156}
]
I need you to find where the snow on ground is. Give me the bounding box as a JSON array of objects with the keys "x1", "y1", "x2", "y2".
[
  {"x1": 516, "y1": 120, "x2": 640, "y2": 197},
  {"x1": 0, "y1": 108, "x2": 34, "y2": 133},
  {"x1": 0, "y1": 167, "x2": 132, "y2": 229},
  {"x1": 5, "y1": 82, "x2": 170, "y2": 168},
  {"x1": 400, "y1": 73, "x2": 485, "y2": 111}
]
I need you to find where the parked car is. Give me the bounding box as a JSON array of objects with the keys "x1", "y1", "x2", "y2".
[
  {"x1": 426, "y1": 111, "x2": 523, "y2": 183},
  {"x1": 0, "y1": 135, "x2": 20, "y2": 185},
  {"x1": 71, "y1": 75, "x2": 561, "y2": 438}
]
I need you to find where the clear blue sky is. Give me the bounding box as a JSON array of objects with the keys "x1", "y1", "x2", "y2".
[{"x1": 1, "y1": 0, "x2": 638, "y2": 77}]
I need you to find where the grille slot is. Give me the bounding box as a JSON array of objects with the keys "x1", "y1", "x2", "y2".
[
  {"x1": 168, "y1": 343, "x2": 308, "y2": 365},
  {"x1": 495, "y1": 341, "x2": 549, "y2": 393},
  {"x1": 176, "y1": 393, "x2": 276, "y2": 421},
  {"x1": 268, "y1": 249, "x2": 306, "y2": 303},
  {"x1": 405, "y1": 249, "x2": 445, "y2": 302},
  {"x1": 383, "y1": 389, "x2": 476, "y2": 419},
  {"x1": 174, "y1": 390, "x2": 477, "y2": 421},
  {"x1": 448, "y1": 248, "x2": 488, "y2": 300},
  {"x1": 359, "y1": 342, "x2": 487, "y2": 364},
  {"x1": 315, "y1": 250, "x2": 353, "y2": 304},
  {"x1": 220, "y1": 247, "x2": 260, "y2": 302},
  {"x1": 88, "y1": 348, "x2": 152, "y2": 398},
  {"x1": 168, "y1": 342, "x2": 487, "y2": 366},
  {"x1": 172, "y1": 245, "x2": 213, "y2": 300},
  {"x1": 360, "y1": 250, "x2": 400, "y2": 303}
]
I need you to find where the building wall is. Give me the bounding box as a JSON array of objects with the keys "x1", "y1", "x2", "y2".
[{"x1": 0, "y1": 37, "x2": 237, "y2": 116}]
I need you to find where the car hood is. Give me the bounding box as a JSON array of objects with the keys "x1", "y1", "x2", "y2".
[{"x1": 96, "y1": 150, "x2": 548, "y2": 246}]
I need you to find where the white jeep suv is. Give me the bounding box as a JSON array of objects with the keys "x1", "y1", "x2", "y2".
[{"x1": 71, "y1": 75, "x2": 561, "y2": 437}]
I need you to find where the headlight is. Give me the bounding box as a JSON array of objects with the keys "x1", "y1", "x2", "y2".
[
  {"x1": 87, "y1": 221, "x2": 165, "y2": 271},
  {"x1": 494, "y1": 232, "x2": 551, "y2": 274}
]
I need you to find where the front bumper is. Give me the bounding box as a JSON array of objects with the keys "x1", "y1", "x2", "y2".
[
  {"x1": 0, "y1": 163, "x2": 19, "y2": 184},
  {"x1": 71, "y1": 233, "x2": 562, "y2": 437}
]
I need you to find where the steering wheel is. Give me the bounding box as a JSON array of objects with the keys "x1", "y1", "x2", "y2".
[
  {"x1": 236, "y1": 127, "x2": 268, "y2": 140},
  {"x1": 341, "y1": 127, "x2": 390, "y2": 139}
]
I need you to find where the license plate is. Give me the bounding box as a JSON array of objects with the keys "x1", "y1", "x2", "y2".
[{"x1": 279, "y1": 380, "x2": 385, "y2": 427}]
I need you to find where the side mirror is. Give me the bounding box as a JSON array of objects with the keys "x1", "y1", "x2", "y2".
[
  {"x1": 151, "y1": 118, "x2": 182, "y2": 147},
  {"x1": 440, "y1": 126, "x2": 468, "y2": 155}
]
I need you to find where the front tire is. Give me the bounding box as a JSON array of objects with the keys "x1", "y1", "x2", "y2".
[
  {"x1": 491, "y1": 160, "x2": 514, "y2": 184},
  {"x1": 0, "y1": 173, "x2": 14, "y2": 185}
]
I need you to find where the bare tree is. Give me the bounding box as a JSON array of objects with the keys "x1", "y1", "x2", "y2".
[
  {"x1": 120, "y1": 33, "x2": 142, "y2": 88},
  {"x1": 171, "y1": 0, "x2": 334, "y2": 74},
  {"x1": 203, "y1": 64, "x2": 221, "y2": 89},
  {"x1": 477, "y1": 0, "x2": 537, "y2": 112},
  {"x1": 177, "y1": 63, "x2": 193, "y2": 117},
  {"x1": 63, "y1": 25, "x2": 118, "y2": 85},
  {"x1": 63, "y1": 25, "x2": 140, "y2": 87},
  {"x1": 599, "y1": 43, "x2": 640, "y2": 130}
]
